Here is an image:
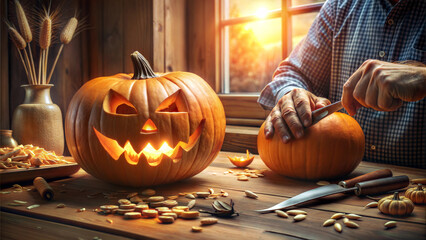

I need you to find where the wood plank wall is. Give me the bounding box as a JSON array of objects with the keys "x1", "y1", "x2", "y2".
[
  {"x1": 0, "y1": 0, "x2": 9, "y2": 130},
  {"x1": 0, "y1": 0, "x2": 193, "y2": 154}
]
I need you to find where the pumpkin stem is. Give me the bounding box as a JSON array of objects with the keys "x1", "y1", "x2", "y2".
[
  {"x1": 392, "y1": 192, "x2": 400, "y2": 200},
  {"x1": 131, "y1": 51, "x2": 158, "y2": 79},
  {"x1": 417, "y1": 184, "x2": 423, "y2": 190}
]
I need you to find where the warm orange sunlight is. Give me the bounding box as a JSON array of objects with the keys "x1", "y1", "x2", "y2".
[
  {"x1": 242, "y1": 17, "x2": 281, "y2": 48},
  {"x1": 255, "y1": 7, "x2": 268, "y2": 19}
]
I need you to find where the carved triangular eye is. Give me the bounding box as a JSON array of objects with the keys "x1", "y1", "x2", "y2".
[
  {"x1": 156, "y1": 90, "x2": 188, "y2": 113},
  {"x1": 103, "y1": 89, "x2": 138, "y2": 115}
]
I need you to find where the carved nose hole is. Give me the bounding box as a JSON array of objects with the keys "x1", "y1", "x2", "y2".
[{"x1": 141, "y1": 119, "x2": 158, "y2": 134}]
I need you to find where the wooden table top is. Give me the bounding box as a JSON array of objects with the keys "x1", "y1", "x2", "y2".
[{"x1": 1, "y1": 151, "x2": 425, "y2": 240}]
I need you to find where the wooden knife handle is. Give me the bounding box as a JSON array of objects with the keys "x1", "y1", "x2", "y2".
[
  {"x1": 339, "y1": 169, "x2": 392, "y2": 188},
  {"x1": 354, "y1": 175, "x2": 409, "y2": 196}
]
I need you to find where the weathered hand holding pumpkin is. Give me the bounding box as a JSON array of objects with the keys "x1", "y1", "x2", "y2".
[
  {"x1": 65, "y1": 51, "x2": 226, "y2": 187},
  {"x1": 257, "y1": 112, "x2": 365, "y2": 180}
]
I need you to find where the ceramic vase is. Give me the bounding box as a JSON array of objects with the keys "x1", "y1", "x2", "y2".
[
  {"x1": 12, "y1": 84, "x2": 64, "y2": 155},
  {"x1": 0, "y1": 130, "x2": 18, "y2": 148}
]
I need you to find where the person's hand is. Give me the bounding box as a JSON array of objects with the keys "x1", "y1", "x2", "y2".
[
  {"x1": 342, "y1": 60, "x2": 426, "y2": 116},
  {"x1": 264, "y1": 88, "x2": 331, "y2": 143}
]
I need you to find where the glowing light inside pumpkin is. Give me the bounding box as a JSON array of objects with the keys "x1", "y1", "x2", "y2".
[
  {"x1": 141, "y1": 119, "x2": 158, "y2": 133},
  {"x1": 93, "y1": 119, "x2": 205, "y2": 166},
  {"x1": 142, "y1": 142, "x2": 174, "y2": 162}
]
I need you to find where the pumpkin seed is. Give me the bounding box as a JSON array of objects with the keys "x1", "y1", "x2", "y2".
[
  {"x1": 322, "y1": 219, "x2": 336, "y2": 227},
  {"x1": 157, "y1": 208, "x2": 172, "y2": 215},
  {"x1": 135, "y1": 204, "x2": 149, "y2": 212},
  {"x1": 56, "y1": 203, "x2": 66, "y2": 208},
  {"x1": 334, "y1": 223, "x2": 343, "y2": 233},
  {"x1": 106, "y1": 219, "x2": 113, "y2": 224},
  {"x1": 173, "y1": 206, "x2": 190, "y2": 211},
  {"x1": 222, "y1": 192, "x2": 229, "y2": 197},
  {"x1": 343, "y1": 217, "x2": 349, "y2": 224},
  {"x1": 208, "y1": 188, "x2": 215, "y2": 194},
  {"x1": 384, "y1": 221, "x2": 397, "y2": 229},
  {"x1": 275, "y1": 210, "x2": 288, "y2": 218},
  {"x1": 77, "y1": 208, "x2": 86, "y2": 212},
  {"x1": 14, "y1": 200, "x2": 27, "y2": 204},
  {"x1": 150, "y1": 201, "x2": 165, "y2": 208},
  {"x1": 168, "y1": 195, "x2": 179, "y2": 200},
  {"x1": 124, "y1": 212, "x2": 142, "y2": 219},
  {"x1": 141, "y1": 189, "x2": 156, "y2": 196},
  {"x1": 344, "y1": 220, "x2": 359, "y2": 228},
  {"x1": 163, "y1": 200, "x2": 178, "y2": 208},
  {"x1": 118, "y1": 199, "x2": 131, "y2": 205},
  {"x1": 146, "y1": 196, "x2": 165, "y2": 202},
  {"x1": 237, "y1": 176, "x2": 249, "y2": 181},
  {"x1": 142, "y1": 209, "x2": 158, "y2": 218},
  {"x1": 180, "y1": 211, "x2": 200, "y2": 219},
  {"x1": 331, "y1": 213, "x2": 345, "y2": 219},
  {"x1": 172, "y1": 209, "x2": 185, "y2": 216},
  {"x1": 293, "y1": 214, "x2": 306, "y2": 222},
  {"x1": 120, "y1": 204, "x2": 136, "y2": 209},
  {"x1": 159, "y1": 215, "x2": 175, "y2": 224},
  {"x1": 185, "y1": 194, "x2": 196, "y2": 199},
  {"x1": 195, "y1": 192, "x2": 210, "y2": 198},
  {"x1": 345, "y1": 213, "x2": 361, "y2": 220},
  {"x1": 287, "y1": 210, "x2": 307, "y2": 216},
  {"x1": 316, "y1": 180, "x2": 330, "y2": 186},
  {"x1": 200, "y1": 217, "x2": 218, "y2": 225},
  {"x1": 188, "y1": 200, "x2": 196, "y2": 209},
  {"x1": 364, "y1": 202, "x2": 378, "y2": 208},
  {"x1": 162, "y1": 212, "x2": 178, "y2": 220},
  {"x1": 256, "y1": 173, "x2": 265, "y2": 177},
  {"x1": 100, "y1": 205, "x2": 119, "y2": 210},
  {"x1": 245, "y1": 190, "x2": 258, "y2": 199},
  {"x1": 117, "y1": 208, "x2": 135, "y2": 215},
  {"x1": 127, "y1": 192, "x2": 138, "y2": 198},
  {"x1": 192, "y1": 226, "x2": 203, "y2": 232},
  {"x1": 129, "y1": 196, "x2": 143, "y2": 203}
]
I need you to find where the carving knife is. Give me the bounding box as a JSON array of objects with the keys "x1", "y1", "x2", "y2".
[
  {"x1": 256, "y1": 169, "x2": 409, "y2": 213},
  {"x1": 311, "y1": 101, "x2": 343, "y2": 126}
]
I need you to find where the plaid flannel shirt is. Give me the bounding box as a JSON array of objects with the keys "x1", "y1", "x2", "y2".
[{"x1": 258, "y1": 0, "x2": 426, "y2": 168}]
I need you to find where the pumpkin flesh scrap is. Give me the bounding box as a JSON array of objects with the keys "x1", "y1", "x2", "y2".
[{"x1": 93, "y1": 118, "x2": 205, "y2": 166}]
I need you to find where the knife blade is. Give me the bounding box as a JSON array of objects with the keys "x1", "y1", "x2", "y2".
[
  {"x1": 311, "y1": 101, "x2": 343, "y2": 126},
  {"x1": 256, "y1": 169, "x2": 407, "y2": 213}
]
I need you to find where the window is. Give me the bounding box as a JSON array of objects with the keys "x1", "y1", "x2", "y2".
[{"x1": 218, "y1": 0, "x2": 324, "y2": 125}]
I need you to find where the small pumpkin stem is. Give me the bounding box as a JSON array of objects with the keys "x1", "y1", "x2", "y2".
[
  {"x1": 417, "y1": 184, "x2": 423, "y2": 190},
  {"x1": 392, "y1": 192, "x2": 400, "y2": 200},
  {"x1": 131, "y1": 51, "x2": 158, "y2": 79}
]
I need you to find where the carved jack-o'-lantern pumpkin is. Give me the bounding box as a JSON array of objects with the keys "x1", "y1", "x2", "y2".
[{"x1": 65, "y1": 52, "x2": 226, "y2": 187}]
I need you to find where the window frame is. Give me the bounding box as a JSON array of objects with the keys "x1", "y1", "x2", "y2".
[{"x1": 218, "y1": 0, "x2": 324, "y2": 125}]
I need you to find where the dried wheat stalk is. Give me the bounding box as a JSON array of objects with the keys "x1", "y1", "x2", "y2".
[
  {"x1": 7, "y1": 0, "x2": 80, "y2": 85},
  {"x1": 47, "y1": 17, "x2": 78, "y2": 84}
]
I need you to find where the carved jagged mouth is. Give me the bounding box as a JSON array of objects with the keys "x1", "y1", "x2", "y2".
[{"x1": 93, "y1": 119, "x2": 205, "y2": 166}]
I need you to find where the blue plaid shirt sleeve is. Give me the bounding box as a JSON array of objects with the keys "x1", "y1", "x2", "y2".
[{"x1": 258, "y1": 0, "x2": 336, "y2": 110}]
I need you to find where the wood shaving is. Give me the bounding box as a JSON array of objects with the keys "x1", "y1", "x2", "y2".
[
  {"x1": 27, "y1": 204, "x2": 40, "y2": 210},
  {"x1": 0, "y1": 145, "x2": 70, "y2": 170}
]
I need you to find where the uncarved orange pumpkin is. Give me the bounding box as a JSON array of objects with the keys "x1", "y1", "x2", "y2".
[
  {"x1": 257, "y1": 112, "x2": 365, "y2": 180},
  {"x1": 65, "y1": 51, "x2": 226, "y2": 187}
]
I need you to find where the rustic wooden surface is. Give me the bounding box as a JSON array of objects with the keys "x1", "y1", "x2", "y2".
[
  {"x1": 0, "y1": 159, "x2": 80, "y2": 186},
  {"x1": 1, "y1": 151, "x2": 425, "y2": 240}
]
